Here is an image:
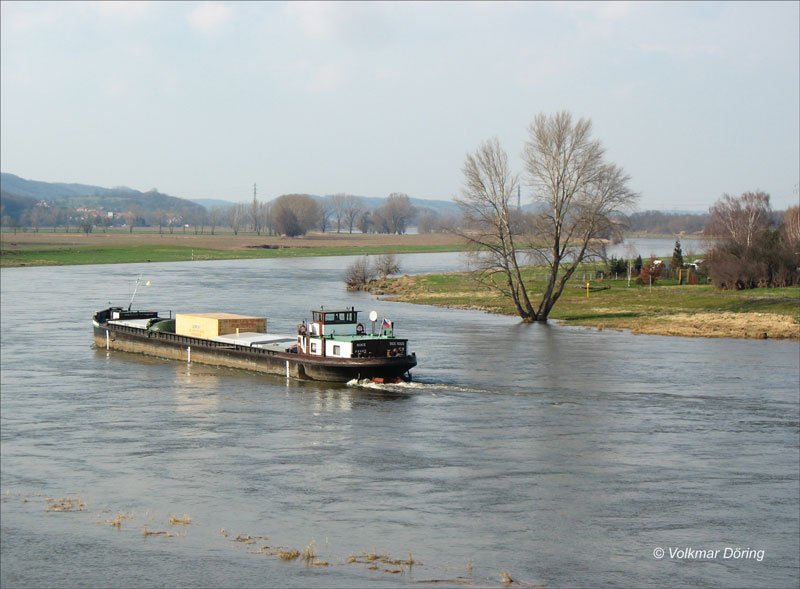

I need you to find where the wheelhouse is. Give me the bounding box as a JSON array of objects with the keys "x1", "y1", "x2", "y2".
[{"x1": 296, "y1": 307, "x2": 408, "y2": 359}]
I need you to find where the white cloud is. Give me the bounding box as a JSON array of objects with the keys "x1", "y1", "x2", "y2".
[{"x1": 189, "y1": 2, "x2": 232, "y2": 33}]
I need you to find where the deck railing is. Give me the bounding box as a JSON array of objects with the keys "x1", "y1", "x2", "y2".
[{"x1": 108, "y1": 324, "x2": 285, "y2": 357}]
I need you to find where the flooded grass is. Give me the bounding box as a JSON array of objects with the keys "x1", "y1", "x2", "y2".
[
  {"x1": 168, "y1": 514, "x2": 192, "y2": 525},
  {"x1": 103, "y1": 512, "x2": 130, "y2": 528},
  {"x1": 44, "y1": 496, "x2": 86, "y2": 512},
  {"x1": 12, "y1": 491, "x2": 533, "y2": 586}
]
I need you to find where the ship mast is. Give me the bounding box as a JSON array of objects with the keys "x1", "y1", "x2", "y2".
[{"x1": 128, "y1": 274, "x2": 143, "y2": 311}]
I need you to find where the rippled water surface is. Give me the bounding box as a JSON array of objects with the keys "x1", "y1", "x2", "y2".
[{"x1": 1, "y1": 254, "x2": 798, "y2": 588}]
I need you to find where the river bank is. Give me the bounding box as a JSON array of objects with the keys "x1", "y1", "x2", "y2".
[{"x1": 365, "y1": 272, "x2": 800, "y2": 340}]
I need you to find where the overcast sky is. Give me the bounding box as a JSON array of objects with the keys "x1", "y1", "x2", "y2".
[{"x1": 2, "y1": 1, "x2": 798, "y2": 210}]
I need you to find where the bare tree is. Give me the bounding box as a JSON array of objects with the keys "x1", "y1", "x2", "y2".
[
  {"x1": 455, "y1": 138, "x2": 532, "y2": 319},
  {"x1": 343, "y1": 195, "x2": 363, "y2": 234},
  {"x1": 417, "y1": 209, "x2": 440, "y2": 234},
  {"x1": 782, "y1": 205, "x2": 800, "y2": 248},
  {"x1": 271, "y1": 194, "x2": 320, "y2": 236},
  {"x1": 80, "y1": 216, "x2": 94, "y2": 235},
  {"x1": 28, "y1": 206, "x2": 42, "y2": 233},
  {"x1": 209, "y1": 206, "x2": 222, "y2": 235},
  {"x1": 229, "y1": 203, "x2": 246, "y2": 235},
  {"x1": 522, "y1": 112, "x2": 637, "y2": 320},
  {"x1": 456, "y1": 112, "x2": 638, "y2": 322},
  {"x1": 320, "y1": 202, "x2": 332, "y2": 233},
  {"x1": 154, "y1": 209, "x2": 166, "y2": 235},
  {"x1": 258, "y1": 201, "x2": 273, "y2": 236},
  {"x1": 706, "y1": 191, "x2": 771, "y2": 248},
  {"x1": 379, "y1": 193, "x2": 414, "y2": 234},
  {"x1": 250, "y1": 191, "x2": 261, "y2": 234},
  {"x1": 191, "y1": 209, "x2": 207, "y2": 234},
  {"x1": 128, "y1": 206, "x2": 141, "y2": 234},
  {"x1": 331, "y1": 193, "x2": 347, "y2": 233}
]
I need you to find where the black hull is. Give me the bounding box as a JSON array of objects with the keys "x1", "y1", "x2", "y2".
[{"x1": 93, "y1": 323, "x2": 416, "y2": 383}]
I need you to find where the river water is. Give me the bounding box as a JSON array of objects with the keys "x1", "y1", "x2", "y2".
[{"x1": 1, "y1": 252, "x2": 798, "y2": 588}]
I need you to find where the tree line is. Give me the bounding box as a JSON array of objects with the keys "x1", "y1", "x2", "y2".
[
  {"x1": 705, "y1": 192, "x2": 799, "y2": 289},
  {"x1": 223, "y1": 192, "x2": 421, "y2": 237},
  {"x1": 0, "y1": 192, "x2": 433, "y2": 237}
]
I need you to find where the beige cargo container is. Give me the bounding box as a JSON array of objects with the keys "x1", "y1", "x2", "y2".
[{"x1": 175, "y1": 313, "x2": 267, "y2": 339}]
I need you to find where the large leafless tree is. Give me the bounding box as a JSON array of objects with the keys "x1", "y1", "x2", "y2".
[
  {"x1": 456, "y1": 112, "x2": 639, "y2": 322},
  {"x1": 706, "y1": 190, "x2": 771, "y2": 248}
]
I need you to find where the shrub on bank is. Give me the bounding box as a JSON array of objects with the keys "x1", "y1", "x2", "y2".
[{"x1": 344, "y1": 254, "x2": 402, "y2": 290}]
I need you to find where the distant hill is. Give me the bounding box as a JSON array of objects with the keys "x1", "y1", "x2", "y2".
[
  {"x1": 1, "y1": 173, "x2": 206, "y2": 221},
  {"x1": 0, "y1": 188, "x2": 37, "y2": 221},
  {"x1": 190, "y1": 198, "x2": 237, "y2": 210},
  {"x1": 1, "y1": 173, "x2": 139, "y2": 200}
]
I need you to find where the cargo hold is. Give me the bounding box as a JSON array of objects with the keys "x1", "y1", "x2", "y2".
[{"x1": 175, "y1": 313, "x2": 267, "y2": 339}]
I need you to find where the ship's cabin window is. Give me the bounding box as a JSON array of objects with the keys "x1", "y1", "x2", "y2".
[
  {"x1": 333, "y1": 345, "x2": 341, "y2": 356},
  {"x1": 310, "y1": 342, "x2": 317, "y2": 353},
  {"x1": 312, "y1": 310, "x2": 358, "y2": 325}
]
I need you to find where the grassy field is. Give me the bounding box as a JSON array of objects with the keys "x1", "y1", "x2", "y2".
[
  {"x1": 0, "y1": 229, "x2": 465, "y2": 267},
  {"x1": 366, "y1": 270, "x2": 800, "y2": 339}
]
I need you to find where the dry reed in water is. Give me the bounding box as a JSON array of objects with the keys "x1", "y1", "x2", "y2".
[
  {"x1": 277, "y1": 549, "x2": 301, "y2": 561},
  {"x1": 142, "y1": 526, "x2": 176, "y2": 538},
  {"x1": 105, "y1": 512, "x2": 129, "y2": 527},
  {"x1": 301, "y1": 541, "x2": 317, "y2": 562},
  {"x1": 45, "y1": 496, "x2": 86, "y2": 512}
]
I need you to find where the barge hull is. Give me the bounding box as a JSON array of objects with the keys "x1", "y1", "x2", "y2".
[{"x1": 94, "y1": 325, "x2": 415, "y2": 383}]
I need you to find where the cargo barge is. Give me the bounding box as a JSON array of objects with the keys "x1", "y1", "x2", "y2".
[{"x1": 92, "y1": 306, "x2": 417, "y2": 383}]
